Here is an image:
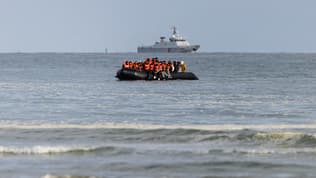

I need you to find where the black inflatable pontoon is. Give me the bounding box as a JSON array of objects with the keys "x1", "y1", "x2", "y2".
[{"x1": 116, "y1": 69, "x2": 198, "y2": 80}]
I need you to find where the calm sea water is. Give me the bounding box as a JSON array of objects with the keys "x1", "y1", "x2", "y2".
[{"x1": 0, "y1": 53, "x2": 316, "y2": 178}]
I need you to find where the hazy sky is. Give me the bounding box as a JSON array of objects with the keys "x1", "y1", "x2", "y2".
[{"x1": 0, "y1": 0, "x2": 316, "y2": 52}]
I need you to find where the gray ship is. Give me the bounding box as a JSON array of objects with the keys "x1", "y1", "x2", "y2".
[{"x1": 137, "y1": 27, "x2": 200, "y2": 53}]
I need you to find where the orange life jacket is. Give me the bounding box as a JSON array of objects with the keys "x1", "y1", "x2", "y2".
[
  {"x1": 144, "y1": 63, "x2": 150, "y2": 71},
  {"x1": 123, "y1": 61, "x2": 129, "y2": 69},
  {"x1": 129, "y1": 62, "x2": 133, "y2": 69}
]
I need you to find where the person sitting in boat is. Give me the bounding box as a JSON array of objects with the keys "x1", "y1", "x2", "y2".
[
  {"x1": 144, "y1": 60, "x2": 150, "y2": 71},
  {"x1": 122, "y1": 61, "x2": 129, "y2": 69},
  {"x1": 128, "y1": 61, "x2": 133, "y2": 69},
  {"x1": 173, "y1": 61, "x2": 180, "y2": 73},
  {"x1": 168, "y1": 61, "x2": 175, "y2": 73},
  {"x1": 121, "y1": 58, "x2": 183, "y2": 80},
  {"x1": 179, "y1": 60, "x2": 187, "y2": 72},
  {"x1": 161, "y1": 67, "x2": 172, "y2": 80}
]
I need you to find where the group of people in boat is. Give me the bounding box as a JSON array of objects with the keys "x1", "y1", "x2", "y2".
[{"x1": 121, "y1": 57, "x2": 187, "y2": 80}]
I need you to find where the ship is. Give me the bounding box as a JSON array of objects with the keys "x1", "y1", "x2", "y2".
[{"x1": 137, "y1": 27, "x2": 200, "y2": 53}]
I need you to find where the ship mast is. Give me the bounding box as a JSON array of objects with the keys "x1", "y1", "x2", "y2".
[
  {"x1": 172, "y1": 26, "x2": 177, "y2": 35},
  {"x1": 170, "y1": 26, "x2": 184, "y2": 41}
]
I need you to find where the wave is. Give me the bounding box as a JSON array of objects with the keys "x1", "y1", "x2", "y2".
[
  {"x1": 209, "y1": 147, "x2": 316, "y2": 155},
  {"x1": 2, "y1": 132, "x2": 316, "y2": 156},
  {"x1": 0, "y1": 145, "x2": 131, "y2": 155},
  {"x1": 254, "y1": 132, "x2": 316, "y2": 147},
  {"x1": 1, "y1": 122, "x2": 316, "y2": 131},
  {"x1": 108, "y1": 160, "x2": 310, "y2": 173},
  {"x1": 118, "y1": 129, "x2": 316, "y2": 147},
  {"x1": 2, "y1": 122, "x2": 316, "y2": 150},
  {"x1": 41, "y1": 174, "x2": 96, "y2": 178},
  {"x1": 1, "y1": 134, "x2": 316, "y2": 156}
]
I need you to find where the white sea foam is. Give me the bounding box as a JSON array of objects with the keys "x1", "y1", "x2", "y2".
[
  {"x1": 224, "y1": 147, "x2": 316, "y2": 155},
  {"x1": 0, "y1": 122, "x2": 316, "y2": 131},
  {"x1": 0, "y1": 145, "x2": 98, "y2": 155},
  {"x1": 1, "y1": 144, "x2": 315, "y2": 156}
]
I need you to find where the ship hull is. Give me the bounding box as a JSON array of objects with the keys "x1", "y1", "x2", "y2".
[{"x1": 137, "y1": 45, "x2": 200, "y2": 53}]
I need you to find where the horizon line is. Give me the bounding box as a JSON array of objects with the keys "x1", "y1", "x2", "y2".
[{"x1": 0, "y1": 51, "x2": 316, "y2": 54}]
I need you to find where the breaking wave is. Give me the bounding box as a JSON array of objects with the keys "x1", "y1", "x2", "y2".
[
  {"x1": 0, "y1": 145, "x2": 131, "y2": 155},
  {"x1": 1, "y1": 131, "x2": 316, "y2": 155},
  {"x1": 1, "y1": 122, "x2": 316, "y2": 131},
  {"x1": 252, "y1": 132, "x2": 316, "y2": 146},
  {"x1": 1, "y1": 122, "x2": 316, "y2": 155}
]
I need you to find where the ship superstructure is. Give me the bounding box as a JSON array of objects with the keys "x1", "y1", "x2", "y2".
[{"x1": 137, "y1": 27, "x2": 200, "y2": 53}]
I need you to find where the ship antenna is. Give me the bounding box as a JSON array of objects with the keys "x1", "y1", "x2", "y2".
[{"x1": 172, "y1": 26, "x2": 177, "y2": 35}]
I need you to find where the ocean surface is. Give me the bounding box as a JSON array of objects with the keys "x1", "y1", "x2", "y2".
[{"x1": 0, "y1": 53, "x2": 316, "y2": 178}]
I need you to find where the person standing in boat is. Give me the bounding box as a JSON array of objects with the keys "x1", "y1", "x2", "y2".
[
  {"x1": 179, "y1": 61, "x2": 187, "y2": 72},
  {"x1": 173, "y1": 61, "x2": 179, "y2": 73}
]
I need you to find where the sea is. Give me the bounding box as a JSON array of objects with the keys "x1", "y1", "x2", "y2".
[{"x1": 0, "y1": 52, "x2": 316, "y2": 178}]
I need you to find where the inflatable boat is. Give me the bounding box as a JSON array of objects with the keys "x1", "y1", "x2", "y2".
[{"x1": 116, "y1": 69, "x2": 199, "y2": 80}]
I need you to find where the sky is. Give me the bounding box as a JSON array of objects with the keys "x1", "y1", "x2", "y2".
[{"x1": 0, "y1": 0, "x2": 316, "y2": 53}]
